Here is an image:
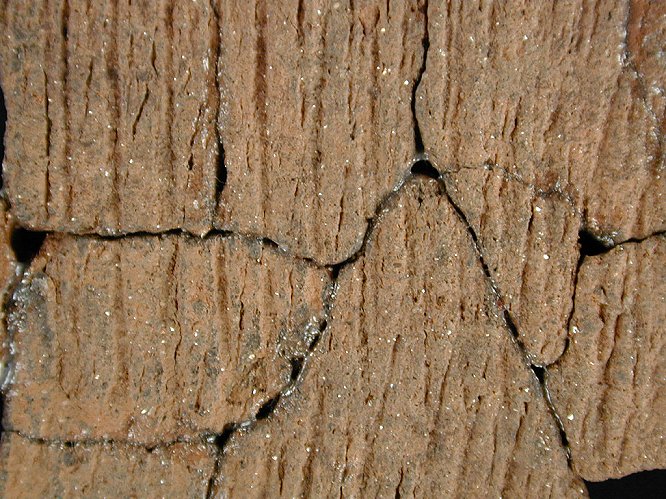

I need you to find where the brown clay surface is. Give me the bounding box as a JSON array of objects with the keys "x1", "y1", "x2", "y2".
[
  {"x1": 416, "y1": 0, "x2": 665, "y2": 243},
  {"x1": 0, "y1": 0, "x2": 664, "y2": 497},
  {"x1": 0, "y1": 433, "x2": 216, "y2": 498},
  {"x1": 548, "y1": 235, "x2": 666, "y2": 481},
  {"x1": 0, "y1": 0, "x2": 220, "y2": 235},
  {"x1": 215, "y1": 179, "x2": 585, "y2": 498},
  {"x1": 4, "y1": 233, "x2": 330, "y2": 444}
]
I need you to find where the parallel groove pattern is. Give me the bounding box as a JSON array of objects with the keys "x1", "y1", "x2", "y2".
[
  {"x1": 215, "y1": 179, "x2": 584, "y2": 498},
  {"x1": 0, "y1": 0, "x2": 219, "y2": 235},
  {"x1": 445, "y1": 166, "x2": 580, "y2": 365},
  {"x1": 548, "y1": 235, "x2": 666, "y2": 480},
  {"x1": 0, "y1": 433, "x2": 215, "y2": 497},
  {"x1": 4, "y1": 234, "x2": 330, "y2": 444},
  {"x1": 416, "y1": 0, "x2": 665, "y2": 244}
]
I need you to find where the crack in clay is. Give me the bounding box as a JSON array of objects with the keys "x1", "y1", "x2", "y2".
[
  {"x1": 209, "y1": 0, "x2": 227, "y2": 207},
  {"x1": 3, "y1": 161, "x2": 581, "y2": 481},
  {"x1": 446, "y1": 161, "x2": 662, "y2": 253},
  {"x1": 536, "y1": 367, "x2": 572, "y2": 462},
  {"x1": 204, "y1": 286, "x2": 337, "y2": 498},
  {"x1": 411, "y1": 0, "x2": 430, "y2": 154},
  {"x1": 0, "y1": 101, "x2": 628, "y2": 499},
  {"x1": 201, "y1": 168, "x2": 450, "y2": 494},
  {"x1": 554, "y1": 229, "x2": 615, "y2": 367},
  {"x1": 600, "y1": 230, "x2": 666, "y2": 249},
  {"x1": 404, "y1": 17, "x2": 580, "y2": 469},
  {"x1": 3, "y1": 1, "x2": 650, "y2": 488},
  {"x1": 5, "y1": 429, "x2": 193, "y2": 451},
  {"x1": 551, "y1": 229, "x2": 666, "y2": 369},
  {"x1": 198, "y1": 158, "x2": 582, "y2": 489},
  {"x1": 2, "y1": 286, "x2": 336, "y2": 449},
  {"x1": 414, "y1": 163, "x2": 577, "y2": 467}
]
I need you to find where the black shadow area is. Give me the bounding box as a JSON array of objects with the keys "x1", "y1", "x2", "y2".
[{"x1": 586, "y1": 469, "x2": 666, "y2": 499}]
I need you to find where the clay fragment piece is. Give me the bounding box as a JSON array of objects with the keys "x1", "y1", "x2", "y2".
[
  {"x1": 215, "y1": 0, "x2": 426, "y2": 263},
  {"x1": 548, "y1": 235, "x2": 666, "y2": 481},
  {"x1": 0, "y1": 0, "x2": 219, "y2": 235},
  {"x1": 416, "y1": 0, "x2": 665, "y2": 243},
  {"x1": 0, "y1": 433, "x2": 215, "y2": 498},
  {"x1": 215, "y1": 179, "x2": 584, "y2": 498},
  {"x1": 1, "y1": 0, "x2": 430, "y2": 265},
  {"x1": 3, "y1": 233, "x2": 330, "y2": 444},
  {"x1": 445, "y1": 167, "x2": 580, "y2": 365}
]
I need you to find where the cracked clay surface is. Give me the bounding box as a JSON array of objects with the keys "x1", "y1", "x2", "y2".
[{"x1": 0, "y1": 0, "x2": 664, "y2": 497}]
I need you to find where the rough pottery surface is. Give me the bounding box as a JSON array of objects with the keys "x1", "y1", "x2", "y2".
[{"x1": 0, "y1": 0, "x2": 664, "y2": 497}]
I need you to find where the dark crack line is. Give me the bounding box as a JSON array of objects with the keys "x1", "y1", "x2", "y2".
[
  {"x1": 440, "y1": 167, "x2": 577, "y2": 465},
  {"x1": 204, "y1": 286, "x2": 337, "y2": 498},
  {"x1": 446, "y1": 161, "x2": 665, "y2": 255},
  {"x1": 552, "y1": 228, "x2": 607, "y2": 370},
  {"x1": 404, "y1": 11, "x2": 578, "y2": 468},
  {"x1": 411, "y1": 0, "x2": 429, "y2": 154},
  {"x1": 3, "y1": 227, "x2": 325, "y2": 268},
  {"x1": 602, "y1": 230, "x2": 666, "y2": 249},
  {"x1": 4, "y1": 429, "x2": 196, "y2": 450},
  {"x1": 411, "y1": 164, "x2": 578, "y2": 468},
  {"x1": 209, "y1": 0, "x2": 227, "y2": 209},
  {"x1": 539, "y1": 370, "x2": 572, "y2": 462},
  {"x1": 202, "y1": 168, "x2": 440, "y2": 493},
  {"x1": 548, "y1": 229, "x2": 665, "y2": 371}
]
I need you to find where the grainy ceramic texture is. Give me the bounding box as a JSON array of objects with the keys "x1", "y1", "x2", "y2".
[
  {"x1": 4, "y1": 233, "x2": 330, "y2": 444},
  {"x1": 0, "y1": 0, "x2": 664, "y2": 497},
  {"x1": 548, "y1": 236, "x2": 666, "y2": 481}
]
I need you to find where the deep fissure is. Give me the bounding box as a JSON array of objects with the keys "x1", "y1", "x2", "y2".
[
  {"x1": 201, "y1": 282, "x2": 338, "y2": 495},
  {"x1": 411, "y1": 159, "x2": 440, "y2": 179},
  {"x1": 210, "y1": 0, "x2": 227, "y2": 211},
  {"x1": 578, "y1": 229, "x2": 609, "y2": 257},
  {"x1": 205, "y1": 423, "x2": 236, "y2": 499},
  {"x1": 214, "y1": 139, "x2": 227, "y2": 201},
  {"x1": 289, "y1": 356, "x2": 305, "y2": 382}
]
